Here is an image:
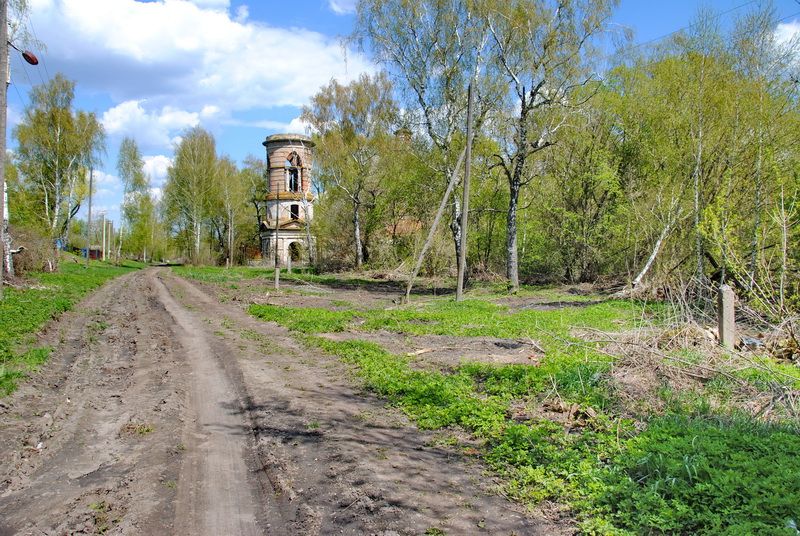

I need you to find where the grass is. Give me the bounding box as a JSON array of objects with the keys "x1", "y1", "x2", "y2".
[
  {"x1": 177, "y1": 266, "x2": 800, "y2": 534},
  {"x1": 0, "y1": 256, "x2": 139, "y2": 395}
]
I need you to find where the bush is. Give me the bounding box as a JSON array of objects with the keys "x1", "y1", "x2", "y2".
[{"x1": 9, "y1": 226, "x2": 58, "y2": 275}]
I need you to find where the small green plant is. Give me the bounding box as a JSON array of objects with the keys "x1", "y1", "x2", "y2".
[
  {"x1": 306, "y1": 420, "x2": 320, "y2": 430},
  {"x1": 122, "y1": 422, "x2": 154, "y2": 436}
]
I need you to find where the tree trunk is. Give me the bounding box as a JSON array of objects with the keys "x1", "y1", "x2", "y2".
[
  {"x1": 353, "y1": 202, "x2": 363, "y2": 268},
  {"x1": 506, "y1": 179, "x2": 520, "y2": 292},
  {"x1": 2, "y1": 180, "x2": 13, "y2": 277},
  {"x1": 632, "y1": 221, "x2": 671, "y2": 288},
  {"x1": 405, "y1": 147, "x2": 467, "y2": 301},
  {"x1": 449, "y1": 190, "x2": 463, "y2": 276},
  {"x1": 692, "y1": 122, "x2": 704, "y2": 280},
  {"x1": 505, "y1": 93, "x2": 529, "y2": 294},
  {"x1": 193, "y1": 216, "x2": 201, "y2": 262}
]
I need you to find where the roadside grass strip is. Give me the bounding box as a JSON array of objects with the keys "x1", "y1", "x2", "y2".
[
  {"x1": 248, "y1": 296, "x2": 800, "y2": 534},
  {"x1": 0, "y1": 259, "x2": 139, "y2": 395}
]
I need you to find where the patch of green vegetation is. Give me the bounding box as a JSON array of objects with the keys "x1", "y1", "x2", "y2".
[
  {"x1": 121, "y1": 421, "x2": 155, "y2": 437},
  {"x1": 309, "y1": 335, "x2": 800, "y2": 534},
  {"x1": 0, "y1": 259, "x2": 138, "y2": 396},
  {"x1": 171, "y1": 265, "x2": 275, "y2": 283},
  {"x1": 307, "y1": 337, "x2": 508, "y2": 431},
  {"x1": 240, "y1": 276, "x2": 797, "y2": 534},
  {"x1": 249, "y1": 304, "x2": 354, "y2": 333},
  {"x1": 587, "y1": 415, "x2": 800, "y2": 535}
]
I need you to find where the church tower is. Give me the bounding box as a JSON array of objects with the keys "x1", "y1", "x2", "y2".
[{"x1": 260, "y1": 133, "x2": 314, "y2": 266}]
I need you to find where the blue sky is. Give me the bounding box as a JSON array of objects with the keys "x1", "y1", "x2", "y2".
[{"x1": 6, "y1": 0, "x2": 800, "y2": 225}]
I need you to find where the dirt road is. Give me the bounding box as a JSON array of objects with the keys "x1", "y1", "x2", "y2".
[{"x1": 0, "y1": 268, "x2": 548, "y2": 535}]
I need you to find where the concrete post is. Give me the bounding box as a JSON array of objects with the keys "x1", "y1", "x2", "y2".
[{"x1": 718, "y1": 284, "x2": 735, "y2": 350}]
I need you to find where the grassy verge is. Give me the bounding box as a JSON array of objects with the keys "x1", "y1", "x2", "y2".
[
  {"x1": 178, "y1": 266, "x2": 799, "y2": 534},
  {"x1": 0, "y1": 257, "x2": 140, "y2": 395}
]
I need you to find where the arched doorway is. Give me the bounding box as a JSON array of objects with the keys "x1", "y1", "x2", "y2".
[{"x1": 288, "y1": 241, "x2": 303, "y2": 263}]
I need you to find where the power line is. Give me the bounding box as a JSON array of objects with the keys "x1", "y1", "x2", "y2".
[
  {"x1": 600, "y1": 4, "x2": 800, "y2": 67},
  {"x1": 24, "y1": 9, "x2": 49, "y2": 81},
  {"x1": 625, "y1": 0, "x2": 759, "y2": 54}
]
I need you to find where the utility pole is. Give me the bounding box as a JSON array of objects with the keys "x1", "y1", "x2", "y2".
[
  {"x1": 85, "y1": 166, "x2": 93, "y2": 267},
  {"x1": 273, "y1": 186, "x2": 280, "y2": 290},
  {"x1": 0, "y1": 0, "x2": 8, "y2": 298},
  {"x1": 101, "y1": 212, "x2": 106, "y2": 261},
  {"x1": 456, "y1": 82, "x2": 474, "y2": 302}
]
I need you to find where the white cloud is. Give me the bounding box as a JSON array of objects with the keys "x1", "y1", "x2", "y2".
[
  {"x1": 187, "y1": 0, "x2": 229, "y2": 8},
  {"x1": 92, "y1": 170, "x2": 120, "y2": 187},
  {"x1": 227, "y1": 115, "x2": 311, "y2": 135},
  {"x1": 143, "y1": 155, "x2": 173, "y2": 188},
  {"x1": 234, "y1": 4, "x2": 248, "y2": 22},
  {"x1": 102, "y1": 100, "x2": 201, "y2": 150},
  {"x1": 776, "y1": 19, "x2": 800, "y2": 48},
  {"x1": 30, "y1": 0, "x2": 373, "y2": 109},
  {"x1": 328, "y1": 0, "x2": 357, "y2": 15}
]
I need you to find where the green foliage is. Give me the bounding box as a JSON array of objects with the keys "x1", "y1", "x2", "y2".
[
  {"x1": 0, "y1": 259, "x2": 137, "y2": 395},
  {"x1": 592, "y1": 416, "x2": 800, "y2": 534},
  {"x1": 13, "y1": 73, "x2": 105, "y2": 241},
  {"x1": 238, "y1": 274, "x2": 798, "y2": 534},
  {"x1": 249, "y1": 304, "x2": 354, "y2": 333}
]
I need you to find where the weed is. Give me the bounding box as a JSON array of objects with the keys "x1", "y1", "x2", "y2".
[
  {"x1": 122, "y1": 422, "x2": 154, "y2": 436},
  {"x1": 306, "y1": 420, "x2": 320, "y2": 430}
]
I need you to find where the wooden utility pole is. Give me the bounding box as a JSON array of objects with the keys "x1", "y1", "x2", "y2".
[
  {"x1": 456, "y1": 82, "x2": 474, "y2": 302},
  {"x1": 273, "y1": 187, "x2": 280, "y2": 290},
  {"x1": 101, "y1": 212, "x2": 106, "y2": 261},
  {"x1": 85, "y1": 167, "x2": 93, "y2": 267},
  {"x1": 0, "y1": 0, "x2": 8, "y2": 298},
  {"x1": 403, "y1": 147, "x2": 466, "y2": 303}
]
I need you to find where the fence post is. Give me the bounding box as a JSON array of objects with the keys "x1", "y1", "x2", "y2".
[{"x1": 718, "y1": 284, "x2": 735, "y2": 350}]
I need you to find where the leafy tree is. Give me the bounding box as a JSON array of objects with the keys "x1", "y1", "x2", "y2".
[
  {"x1": 117, "y1": 137, "x2": 155, "y2": 261},
  {"x1": 163, "y1": 126, "x2": 216, "y2": 262},
  {"x1": 13, "y1": 74, "x2": 105, "y2": 247},
  {"x1": 479, "y1": 0, "x2": 616, "y2": 291},
  {"x1": 301, "y1": 72, "x2": 398, "y2": 268},
  {"x1": 355, "y1": 0, "x2": 502, "y2": 270},
  {"x1": 209, "y1": 156, "x2": 249, "y2": 267}
]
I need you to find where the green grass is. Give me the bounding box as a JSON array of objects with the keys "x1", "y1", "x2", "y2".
[
  {"x1": 0, "y1": 257, "x2": 138, "y2": 395},
  {"x1": 176, "y1": 266, "x2": 799, "y2": 535},
  {"x1": 250, "y1": 304, "x2": 355, "y2": 333}
]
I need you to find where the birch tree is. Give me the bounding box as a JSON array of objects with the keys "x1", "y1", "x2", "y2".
[
  {"x1": 479, "y1": 0, "x2": 615, "y2": 291},
  {"x1": 13, "y1": 74, "x2": 104, "y2": 248},
  {"x1": 301, "y1": 73, "x2": 397, "y2": 268},
  {"x1": 163, "y1": 127, "x2": 216, "y2": 262},
  {"x1": 355, "y1": 0, "x2": 500, "y2": 270}
]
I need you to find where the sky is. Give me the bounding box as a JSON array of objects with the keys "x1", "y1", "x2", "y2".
[{"x1": 5, "y1": 0, "x2": 800, "y2": 226}]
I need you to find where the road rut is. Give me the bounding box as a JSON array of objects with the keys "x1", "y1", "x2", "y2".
[{"x1": 0, "y1": 268, "x2": 550, "y2": 535}]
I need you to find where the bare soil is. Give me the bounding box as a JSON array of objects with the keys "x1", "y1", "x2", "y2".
[{"x1": 0, "y1": 268, "x2": 557, "y2": 535}]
